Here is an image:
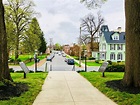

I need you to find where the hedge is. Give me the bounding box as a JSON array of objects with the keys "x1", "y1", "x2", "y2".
[{"x1": 105, "y1": 65, "x2": 125, "y2": 72}]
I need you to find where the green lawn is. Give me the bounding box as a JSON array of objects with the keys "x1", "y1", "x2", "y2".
[
  {"x1": 9, "y1": 54, "x2": 47, "y2": 66},
  {"x1": 80, "y1": 72, "x2": 140, "y2": 105},
  {"x1": 83, "y1": 61, "x2": 102, "y2": 66},
  {"x1": 74, "y1": 62, "x2": 81, "y2": 66},
  {"x1": 0, "y1": 72, "x2": 47, "y2": 105}
]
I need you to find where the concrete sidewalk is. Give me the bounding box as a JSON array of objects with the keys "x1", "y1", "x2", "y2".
[{"x1": 33, "y1": 71, "x2": 117, "y2": 105}]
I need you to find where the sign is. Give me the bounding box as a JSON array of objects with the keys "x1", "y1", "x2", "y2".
[
  {"x1": 19, "y1": 62, "x2": 30, "y2": 74},
  {"x1": 98, "y1": 62, "x2": 108, "y2": 72}
]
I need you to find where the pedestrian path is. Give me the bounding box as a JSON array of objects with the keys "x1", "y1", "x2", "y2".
[{"x1": 33, "y1": 71, "x2": 117, "y2": 105}]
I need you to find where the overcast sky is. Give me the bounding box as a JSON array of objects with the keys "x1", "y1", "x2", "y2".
[{"x1": 33, "y1": 0, "x2": 125, "y2": 45}]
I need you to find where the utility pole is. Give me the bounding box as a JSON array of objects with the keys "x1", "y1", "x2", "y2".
[
  {"x1": 79, "y1": 26, "x2": 82, "y2": 67},
  {"x1": 50, "y1": 38, "x2": 53, "y2": 53}
]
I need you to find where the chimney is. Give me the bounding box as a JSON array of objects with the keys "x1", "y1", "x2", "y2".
[{"x1": 117, "y1": 27, "x2": 122, "y2": 33}]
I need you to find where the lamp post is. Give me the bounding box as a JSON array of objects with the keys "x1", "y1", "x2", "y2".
[
  {"x1": 79, "y1": 26, "x2": 82, "y2": 67},
  {"x1": 34, "y1": 49, "x2": 38, "y2": 72},
  {"x1": 84, "y1": 50, "x2": 87, "y2": 72}
]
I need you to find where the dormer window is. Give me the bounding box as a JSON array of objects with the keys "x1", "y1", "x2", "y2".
[
  {"x1": 112, "y1": 33, "x2": 119, "y2": 40},
  {"x1": 115, "y1": 36, "x2": 119, "y2": 40}
]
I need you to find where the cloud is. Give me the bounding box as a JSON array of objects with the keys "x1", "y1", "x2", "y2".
[{"x1": 33, "y1": 0, "x2": 125, "y2": 45}]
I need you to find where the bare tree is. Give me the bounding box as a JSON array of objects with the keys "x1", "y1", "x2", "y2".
[
  {"x1": 81, "y1": 0, "x2": 140, "y2": 87},
  {"x1": 80, "y1": 0, "x2": 106, "y2": 8},
  {"x1": 81, "y1": 12, "x2": 104, "y2": 51}
]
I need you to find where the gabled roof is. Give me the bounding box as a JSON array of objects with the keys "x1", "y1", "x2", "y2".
[{"x1": 104, "y1": 32, "x2": 125, "y2": 43}]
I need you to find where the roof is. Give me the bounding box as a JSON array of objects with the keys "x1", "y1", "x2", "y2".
[{"x1": 104, "y1": 32, "x2": 125, "y2": 44}]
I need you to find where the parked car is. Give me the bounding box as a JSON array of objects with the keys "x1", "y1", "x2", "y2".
[
  {"x1": 46, "y1": 56, "x2": 52, "y2": 61},
  {"x1": 58, "y1": 52, "x2": 61, "y2": 56},
  {"x1": 62, "y1": 54, "x2": 66, "y2": 57},
  {"x1": 65, "y1": 58, "x2": 68, "y2": 62},
  {"x1": 67, "y1": 59, "x2": 74, "y2": 65}
]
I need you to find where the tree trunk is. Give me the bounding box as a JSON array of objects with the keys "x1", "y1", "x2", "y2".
[
  {"x1": 0, "y1": 0, "x2": 12, "y2": 81},
  {"x1": 0, "y1": 0, "x2": 3, "y2": 79},
  {"x1": 90, "y1": 35, "x2": 94, "y2": 51},
  {"x1": 15, "y1": 31, "x2": 19, "y2": 60},
  {"x1": 15, "y1": 43, "x2": 19, "y2": 60},
  {"x1": 123, "y1": 0, "x2": 140, "y2": 87}
]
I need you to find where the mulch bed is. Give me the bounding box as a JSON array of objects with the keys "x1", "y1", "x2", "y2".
[
  {"x1": 106, "y1": 80, "x2": 140, "y2": 94},
  {"x1": 0, "y1": 83, "x2": 28, "y2": 100}
]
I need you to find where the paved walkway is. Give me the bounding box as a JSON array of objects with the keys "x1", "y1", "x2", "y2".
[{"x1": 33, "y1": 71, "x2": 117, "y2": 105}]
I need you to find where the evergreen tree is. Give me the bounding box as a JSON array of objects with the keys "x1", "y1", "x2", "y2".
[
  {"x1": 23, "y1": 18, "x2": 42, "y2": 53},
  {"x1": 38, "y1": 32, "x2": 47, "y2": 53}
]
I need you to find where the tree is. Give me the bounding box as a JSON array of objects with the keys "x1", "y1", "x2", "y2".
[
  {"x1": 54, "y1": 43, "x2": 62, "y2": 51},
  {"x1": 5, "y1": 0, "x2": 34, "y2": 60},
  {"x1": 5, "y1": 14, "x2": 16, "y2": 56},
  {"x1": 70, "y1": 44, "x2": 80, "y2": 56},
  {"x1": 81, "y1": 0, "x2": 140, "y2": 87},
  {"x1": 80, "y1": 0, "x2": 106, "y2": 8},
  {"x1": 38, "y1": 32, "x2": 47, "y2": 53},
  {"x1": 81, "y1": 12, "x2": 104, "y2": 51},
  {"x1": 122, "y1": 1, "x2": 140, "y2": 87},
  {"x1": 0, "y1": 0, "x2": 12, "y2": 81},
  {"x1": 22, "y1": 18, "x2": 42, "y2": 53}
]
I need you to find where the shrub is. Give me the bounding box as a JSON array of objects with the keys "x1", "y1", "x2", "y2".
[
  {"x1": 88, "y1": 57, "x2": 95, "y2": 60},
  {"x1": 107, "y1": 60, "x2": 112, "y2": 65},
  {"x1": 8, "y1": 58, "x2": 14, "y2": 63},
  {"x1": 77, "y1": 70, "x2": 85, "y2": 73},
  {"x1": 14, "y1": 58, "x2": 21, "y2": 64},
  {"x1": 16, "y1": 58, "x2": 21, "y2": 62},
  {"x1": 99, "y1": 60, "x2": 104, "y2": 64},
  {"x1": 112, "y1": 62, "x2": 118, "y2": 66},
  {"x1": 15, "y1": 71, "x2": 24, "y2": 73},
  {"x1": 9, "y1": 68, "x2": 14, "y2": 73},
  {"x1": 106, "y1": 65, "x2": 125, "y2": 72},
  {"x1": 95, "y1": 60, "x2": 99, "y2": 63}
]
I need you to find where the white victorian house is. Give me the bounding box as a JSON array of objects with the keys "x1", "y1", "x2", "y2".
[{"x1": 92, "y1": 25, "x2": 125, "y2": 62}]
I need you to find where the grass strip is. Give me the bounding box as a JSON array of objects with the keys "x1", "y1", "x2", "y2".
[
  {"x1": 0, "y1": 72, "x2": 47, "y2": 105},
  {"x1": 80, "y1": 72, "x2": 140, "y2": 105},
  {"x1": 82, "y1": 61, "x2": 102, "y2": 66}
]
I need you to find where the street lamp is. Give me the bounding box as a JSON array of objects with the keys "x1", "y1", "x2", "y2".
[
  {"x1": 79, "y1": 26, "x2": 82, "y2": 67},
  {"x1": 84, "y1": 50, "x2": 87, "y2": 72},
  {"x1": 34, "y1": 49, "x2": 38, "y2": 72}
]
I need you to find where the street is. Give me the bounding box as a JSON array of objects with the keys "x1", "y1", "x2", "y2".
[
  {"x1": 46, "y1": 53, "x2": 75, "y2": 71},
  {"x1": 9, "y1": 53, "x2": 100, "y2": 72},
  {"x1": 46, "y1": 53, "x2": 100, "y2": 72}
]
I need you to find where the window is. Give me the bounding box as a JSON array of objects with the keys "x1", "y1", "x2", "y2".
[
  {"x1": 102, "y1": 44, "x2": 106, "y2": 51},
  {"x1": 110, "y1": 44, "x2": 116, "y2": 50},
  {"x1": 116, "y1": 36, "x2": 118, "y2": 40},
  {"x1": 101, "y1": 53, "x2": 106, "y2": 59},
  {"x1": 117, "y1": 53, "x2": 123, "y2": 60},
  {"x1": 112, "y1": 34, "x2": 119, "y2": 40},
  {"x1": 117, "y1": 44, "x2": 123, "y2": 50},
  {"x1": 110, "y1": 53, "x2": 115, "y2": 60}
]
